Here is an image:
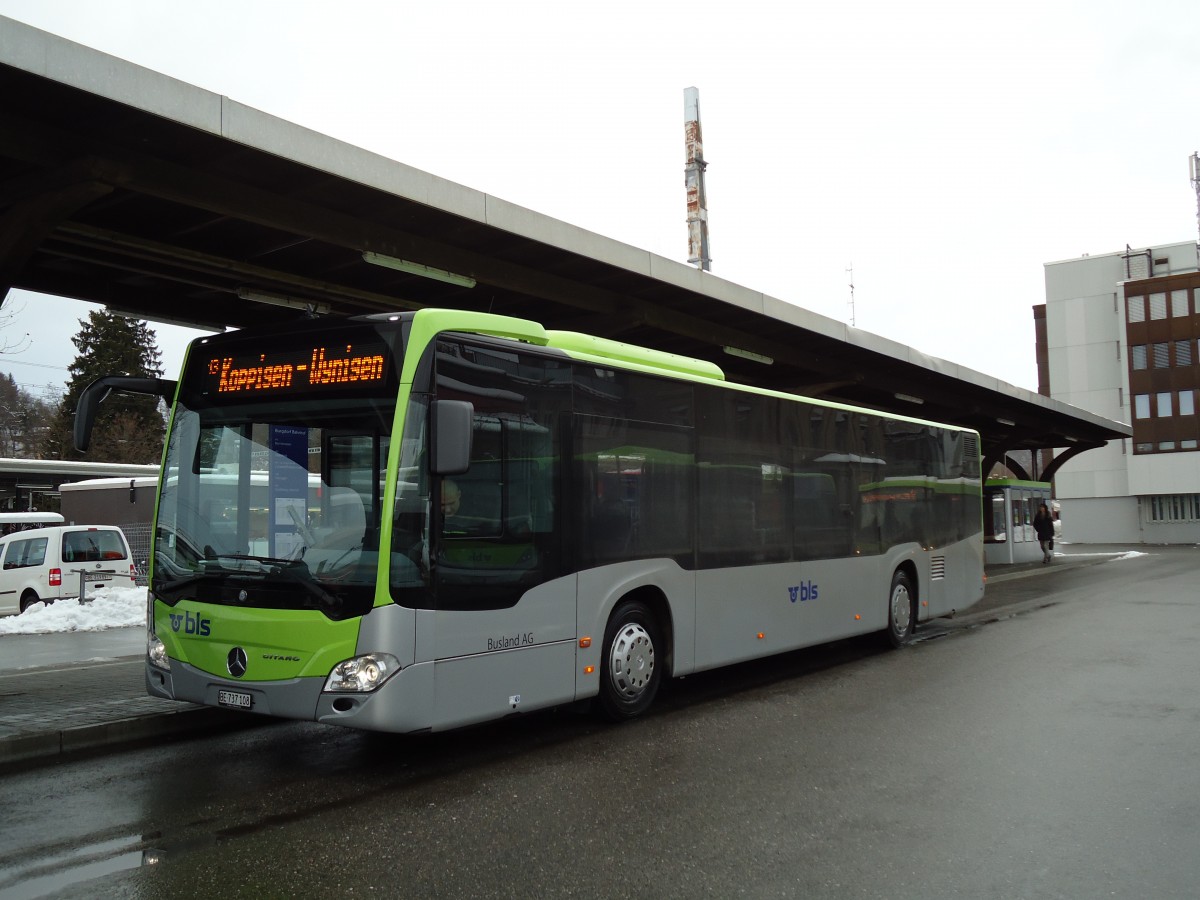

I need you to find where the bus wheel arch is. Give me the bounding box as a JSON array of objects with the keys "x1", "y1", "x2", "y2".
[
  {"x1": 19, "y1": 589, "x2": 41, "y2": 613},
  {"x1": 884, "y1": 563, "x2": 918, "y2": 648},
  {"x1": 596, "y1": 587, "x2": 671, "y2": 722}
]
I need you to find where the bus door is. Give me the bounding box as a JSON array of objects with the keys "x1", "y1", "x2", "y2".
[{"x1": 418, "y1": 338, "x2": 576, "y2": 728}]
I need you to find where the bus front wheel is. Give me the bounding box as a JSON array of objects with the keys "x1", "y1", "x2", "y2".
[
  {"x1": 597, "y1": 599, "x2": 662, "y2": 721},
  {"x1": 885, "y1": 570, "x2": 915, "y2": 648}
]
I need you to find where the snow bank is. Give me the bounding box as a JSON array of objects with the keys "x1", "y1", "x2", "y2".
[{"x1": 0, "y1": 586, "x2": 145, "y2": 635}]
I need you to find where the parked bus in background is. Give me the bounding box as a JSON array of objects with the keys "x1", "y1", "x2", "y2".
[{"x1": 75, "y1": 309, "x2": 985, "y2": 733}]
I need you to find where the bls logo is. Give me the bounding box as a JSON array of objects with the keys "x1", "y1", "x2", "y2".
[
  {"x1": 168, "y1": 611, "x2": 211, "y2": 636},
  {"x1": 788, "y1": 581, "x2": 819, "y2": 603}
]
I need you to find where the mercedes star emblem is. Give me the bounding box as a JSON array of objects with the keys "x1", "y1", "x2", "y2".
[{"x1": 227, "y1": 647, "x2": 248, "y2": 678}]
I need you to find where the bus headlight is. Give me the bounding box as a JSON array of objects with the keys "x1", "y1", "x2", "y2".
[
  {"x1": 148, "y1": 632, "x2": 171, "y2": 671},
  {"x1": 324, "y1": 653, "x2": 400, "y2": 693}
]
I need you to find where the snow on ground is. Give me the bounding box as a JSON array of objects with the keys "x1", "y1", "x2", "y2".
[
  {"x1": 1054, "y1": 550, "x2": 1150, "y2": 561},
  {"x1": 0, "y1": 586, "x2": 144, "y2": 635}
]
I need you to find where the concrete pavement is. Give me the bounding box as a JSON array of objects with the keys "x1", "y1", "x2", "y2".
[
  {"x1": 0, "y1": 545, "x2": 1146, "y2": 768},
  {"x1": 0, "y1": 656, "x2": 249, "y2": 768}
]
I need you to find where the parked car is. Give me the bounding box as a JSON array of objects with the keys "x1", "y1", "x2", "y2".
[{"x1": 0, "y1": 525, "x2": 137, "y2": 615}]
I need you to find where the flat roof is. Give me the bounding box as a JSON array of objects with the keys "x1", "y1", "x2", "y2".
[{"x1": 0, "y1": 17, "x2": 1129, "y2": 469}]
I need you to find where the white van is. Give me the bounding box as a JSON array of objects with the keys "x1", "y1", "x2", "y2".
[{"x1": 0, "y1": 525, "x2": 137, "y2": 615}]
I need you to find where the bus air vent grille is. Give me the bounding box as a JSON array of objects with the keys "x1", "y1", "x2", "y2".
[{"x1": 931, "y1": 556, "x2": 946, "y2": 580}]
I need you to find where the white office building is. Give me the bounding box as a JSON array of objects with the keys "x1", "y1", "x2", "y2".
[{"x1": 1041, "y1": 241, "x2": 1200, "y2": 543}]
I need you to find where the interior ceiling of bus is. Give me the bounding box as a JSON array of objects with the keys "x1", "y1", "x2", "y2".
[{"x1": 0, "y1": 19, "x2": 1128, "y2": 476}]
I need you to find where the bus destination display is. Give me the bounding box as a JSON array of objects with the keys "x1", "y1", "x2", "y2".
[{"x1": 204, "y1": 343, "x2": 388, "y2": 395}]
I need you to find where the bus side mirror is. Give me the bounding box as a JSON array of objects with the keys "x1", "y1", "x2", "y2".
[
  {"x1": 74, "y1": 376, "x2": 177, "y2": 452},
  {"x1": 432, "y1": 400, "x2": 473, "y2": 475}
]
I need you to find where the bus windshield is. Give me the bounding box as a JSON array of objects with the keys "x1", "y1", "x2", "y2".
[{"x1": 152, "y1": 321, "x2": 401, "y2": 619}]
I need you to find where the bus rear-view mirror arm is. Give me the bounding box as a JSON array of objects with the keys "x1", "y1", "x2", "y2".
[
  {"x1": 74, "y1": 375, "x2": 178, "y2": 453},
  {"x1": 432, "y1": 400, "x2": 473, "y2": 475}
]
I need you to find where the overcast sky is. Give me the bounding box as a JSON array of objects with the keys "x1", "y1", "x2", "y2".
[{"x1": 0, "y1": 0, "x2": 1197, "y2": 401}]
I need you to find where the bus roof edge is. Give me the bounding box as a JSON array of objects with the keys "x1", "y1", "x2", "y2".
[{"x1": 546, "y1": 331, "x2": 725, "y2": 382}]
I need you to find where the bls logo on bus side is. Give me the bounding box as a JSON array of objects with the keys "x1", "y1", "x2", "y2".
[
  {"x1": 788, "y1": 581, "x2": 819, "y2": 603},
  {"x1": 168, "y1": 611, "x2": 212, "y2": 636}
]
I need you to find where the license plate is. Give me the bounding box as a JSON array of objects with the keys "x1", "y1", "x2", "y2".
[{"x1": 217, "y1": 689, "x2": 252, "y2": 709}]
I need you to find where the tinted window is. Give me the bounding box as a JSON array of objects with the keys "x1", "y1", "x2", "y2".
[
  {"x1": 574, "y1": 415, "x2": 694, "y2": 568},
  {"x1": 2, "y1": 537, "x2": 48, "y2": 569},
  {"x1": 430, "y1": 339, "x2": 566, "y2": 610},
  {"x1": 697, "y1": 388, "x2": 796, "y2": 565},
  {"x1": 62, "y1": 530, "x2": 127, "y2": 562}
]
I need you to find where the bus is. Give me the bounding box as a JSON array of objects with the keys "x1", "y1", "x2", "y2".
[{"x1": 75, "y1": 308, "x2": 984, "y2": 733}]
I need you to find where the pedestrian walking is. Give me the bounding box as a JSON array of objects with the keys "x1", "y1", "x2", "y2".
[{"x1": 1034, "y1": 502, "x2": 1055, "y2": 563}]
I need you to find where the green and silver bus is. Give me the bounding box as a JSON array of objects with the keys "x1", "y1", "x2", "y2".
[{"x1": 75, "y1": 309, "x2": 984, "y2": 733}]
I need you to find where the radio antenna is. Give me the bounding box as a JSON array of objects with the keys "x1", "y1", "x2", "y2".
[{"x1": 846, "y1": 264, "x2": 856, "y2": 326}]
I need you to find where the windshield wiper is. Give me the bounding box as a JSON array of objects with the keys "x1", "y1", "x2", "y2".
[
  {"x1": 267, "y1": 559, "x2": 344, "y2": 614},
  {"x1": 158, "y1": 554, "x2": 344, "y2": 614},
  {"x1": 202, "y1": 554, "x2": 306, "y2": 573}
]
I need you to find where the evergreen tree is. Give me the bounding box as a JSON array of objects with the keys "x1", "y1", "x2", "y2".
[{"x1": 40, "y1": 312, "x2": 166, "y2": 463}]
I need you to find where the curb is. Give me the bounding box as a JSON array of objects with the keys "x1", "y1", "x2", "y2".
[
  {"x1": 0, "y1": 704, "x2": 255, "y2": 769},
  {"x1": 985, "y1": 553, "x2": 1115, "y2": 584}
]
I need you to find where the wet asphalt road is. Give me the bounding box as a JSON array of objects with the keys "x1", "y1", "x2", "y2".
[{"x1": 1, "y1": 546, "x2": 1198, "y2": 898}]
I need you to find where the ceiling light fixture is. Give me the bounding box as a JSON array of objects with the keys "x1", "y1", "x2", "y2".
[
  {"x1": 107, "y1": 308, "x2": 226, "y2": 333},
  {"x1": 722, "y1": 346, "x2": 773, "y2": 365},
  {"x1": 361, "y1": 252, "x2": 477, "y2": 288},
  {"x1": 236, "y1": 288, "x2": 330, "y2": 315},
  {"x1": 894, "y1": 392, "x2": 924, "y2": 405}
]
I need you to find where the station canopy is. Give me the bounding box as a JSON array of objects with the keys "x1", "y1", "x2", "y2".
[{"x1": 0, "y1": 18, "x2": 1128, "y2": 479}]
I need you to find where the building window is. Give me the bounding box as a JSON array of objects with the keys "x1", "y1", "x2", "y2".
[
  {"x1": 1180, "y1": 391, "x2": 1196, "y2": 417},
  {"x1": 1157, "y1": 392, "x2": 1173, "y2": 417},
  {"x1": 1148, "y1": 494, "x2": 1200, "y2": 522},
  {"x1": 1127, "y1": 296, "x2": 1145, "y2": 323},
  {"x1": 1171, "y1": 289, "x2": 1190, "y2": 317},
  {"x1": 1153, "y1": 343, "x2": 1171, "y2": 368},
  {"x1": 1159, "y1": 441, "x2": 1177, "y2": 451},
  {"x1": 1149, "y1": 292, "x2": 1167, "y2": 320},
  {"x1": 1177, "y1": 340, "x2": 1194, "y2": 367},
  {"x1": 1136, "y1": 442, "x2": 1154, "y2": 453},
  {"x1": 1134, "y1": 394, "x2": 1151, "y2": 419},
  {"x1": 1183, "y1": 439, "x2": 1199, "y2": 450},
  {"x1": 1131, "y1": 345, "x2": 1147, "y2": 370}
]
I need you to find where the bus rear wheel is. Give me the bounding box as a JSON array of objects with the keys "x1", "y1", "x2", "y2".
[
  {"x1": 19, "y1": 590, "x2": 41, "y2": 614},
  {"x1": 885, "y1": 570, "x2": 915, "y2": 648},
  {"x1": 597, "y1": 599, "x2": 662, "y2": 721}
]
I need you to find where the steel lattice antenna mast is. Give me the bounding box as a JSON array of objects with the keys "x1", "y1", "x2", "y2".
[{"x1": 684, "y1": 87, "x2": 711, "y2": 271}]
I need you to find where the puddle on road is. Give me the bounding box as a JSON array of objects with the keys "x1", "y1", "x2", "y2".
[{"x1": 0, "y1": 836, "x2": 162, "y2": 899}]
